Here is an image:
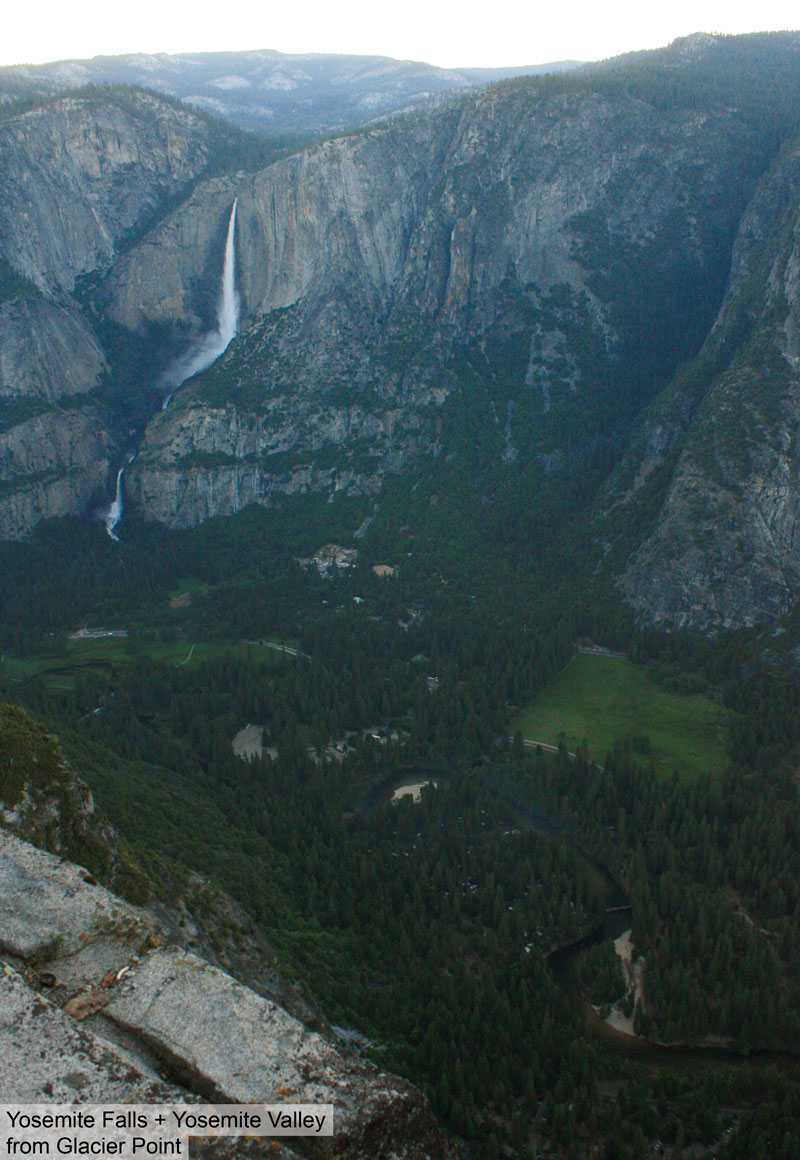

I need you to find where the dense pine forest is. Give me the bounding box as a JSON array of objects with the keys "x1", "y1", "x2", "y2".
[{"x1": 2, "y1": 486, "x2": 800, "y2": 1159}]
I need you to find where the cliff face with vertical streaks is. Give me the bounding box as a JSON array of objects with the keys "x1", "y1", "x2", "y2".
[
  {"x1": 0, "y1": 89, "x2": 227, "y2": 537},
  {"x1": 6, "y1": 37, "x2": 800, "y2": 626},
  {"x1": 107, "y1": 85, "x2": 759, "y2": 530},
  {"x1": 614, "y1": 135, "x2": 800, "y2": 628}
]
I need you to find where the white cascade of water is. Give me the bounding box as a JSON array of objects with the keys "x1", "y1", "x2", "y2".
[
  {"x1": 105, "y1": 466, "x2": 125, "y2": 542},
  {"x1": 104, "y1": 450, "x2": 136, "y2": 541},
  {"x1": 104, "y1": 199, "x2": 239, "y2": 539},
  {"x1": 161, "y1": 198, "x2": 240, "y2": 409}
]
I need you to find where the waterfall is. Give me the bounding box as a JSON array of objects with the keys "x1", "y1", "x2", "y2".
[
  {"x1": 104, "y1": 450, "x2": 136, "y2": 540},
  {"x1": 218, "y1": 198, "x2": 239, "y2": 349},
  {"x1": 161, "y1": 198, "x2": 240, "y2": 408},
  {"x1": 104, "y1": 199, "x2": 239, "y2": 539},
  {"x1": 105, "y1": 466, "x2": 125, "y2": 542}
]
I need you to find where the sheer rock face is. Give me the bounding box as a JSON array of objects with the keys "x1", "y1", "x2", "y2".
[
  {"x1": 0, "y1": 830, "x2": 450, "y2": 1159},
  {"x1": 0, "y1": 90, "x2": 219, "y2": 537},
  {"x1": 107, "y1": 88, "x2": 742, "y2": 335},
  {"x1": 108, "y1": 87, "x2": 753, "y2": 527},
  {"x1": 0, "y1": 296, "x2": 106, "y2": 401},
  {"x1": 0, "y1": 295, "x2": 111, "y2": 538},
  {"x1": 0, "y1": 407, "x2": 112, "y2": 539},
  {"x1": 124, "y1": 397, "x2": 437, "y2": 527},
  {"x1": 615, "y1": 138, "x2": 800, "y2": 629},
  {"x1": 0, "y1": 92, "x2": 214, "y2": 295}
]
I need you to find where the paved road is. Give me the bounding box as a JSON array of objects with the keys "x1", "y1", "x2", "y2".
[
  {"x1": 241, "y1": 639, "x2": 312, "y2": 661},
  {"x1": 521, "y1": 738, "x2": 571, "y2": 757},
  {"x1": 511, "y1": 736, "x2": 605, "y2": 772},
  {"x1": 575, "y1": 646, "x2": 629, "y2": 660}
]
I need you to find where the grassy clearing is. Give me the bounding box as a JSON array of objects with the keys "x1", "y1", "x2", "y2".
[
  {"x1": 515, "y1": 654, "x2": 729, "y2": 781},
  {"x1": 1, "y1": 636, "x2": 289, "y2": 689},
  {"x1": 166, "y1": 577, "x2": 211, "y2": 609}
]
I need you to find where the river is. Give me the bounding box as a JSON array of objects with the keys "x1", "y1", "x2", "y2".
[{"x1": 470, "y1": 768, "x2": 800, "y2": 1070}]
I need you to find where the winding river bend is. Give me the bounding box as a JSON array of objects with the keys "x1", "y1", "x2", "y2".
[
  {"x1": 452, "y1": 769, "x2": 800, "y2": 1069},
  {"x1": 104, "y1": 198, "x2": 239, "y2": 539}
]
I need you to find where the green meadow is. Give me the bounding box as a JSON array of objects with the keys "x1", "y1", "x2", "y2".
[
  {"x1": 1, "y1": 635, "x2": 290, "y2": 691},
  {"x1": 515, "y1": 653, "x2": 729, "y2": 781}
]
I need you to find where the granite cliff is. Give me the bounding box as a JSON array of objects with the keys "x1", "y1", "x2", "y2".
[
  {"x1": 5, "y1": 36, "x2": 800, "y2": 628},
  {"x1": 613, "y1": 131, "x2": 800, "y2": 628},
  {"x1": 0, "y1": 89, "x2": 218, "y2": 296},
  {"x1": 0, "y1": 88, "x2": 243, "y2": 537},
  {"x1": 105, "y1": 78, "x2": 760, "y2": 528}
]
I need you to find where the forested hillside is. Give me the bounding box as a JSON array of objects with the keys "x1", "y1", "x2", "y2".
[
  {"x1": 3, "y1": 29, "x2": 800, "y2": 1160},
  {"x1": 0, "y1": 49, "x2": 569, "y2": 135},
  {"x1": 3, "y1": 482, "x2": 800, "y2": 1155}
]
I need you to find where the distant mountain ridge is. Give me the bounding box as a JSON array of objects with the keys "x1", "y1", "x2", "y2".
[{"x1": 0, "y1": 48, "x2": 581, "y2": 134}]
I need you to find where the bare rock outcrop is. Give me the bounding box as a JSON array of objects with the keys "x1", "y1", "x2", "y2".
[
  {"x1": 0, "y1": 965, "x2": 185, "y2": 1103},
  {"x1": 0, "y1": 296, "x2": 106, "y2": 402},
  {"x1": 0, "y1": 829, "x2": 156, "y2": 989},
  {"x1": 0, "y1": 828, "x2": 450, "y2": 1159},
  {"x1": 106, "y1": 948, "x2": 442, "y2": 1153},
  {"x1": 0, "y1": 88, "x2": 229, "y2": 538},
  {"x1": 0, "y1": 406, "x2": 112, "y2": 539}
]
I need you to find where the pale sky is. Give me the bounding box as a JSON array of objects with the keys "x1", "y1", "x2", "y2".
[{"x1": 2, "y1": 0, "x2": 798, "y2": 69}]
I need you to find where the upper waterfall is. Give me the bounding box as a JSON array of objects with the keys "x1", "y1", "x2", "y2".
[
  {"x1": 161, "y1": 198, "x2": 240, "y2": 406},
  {"x1": 218, "y1": 198, "x2": 239, "y2": 350}
]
